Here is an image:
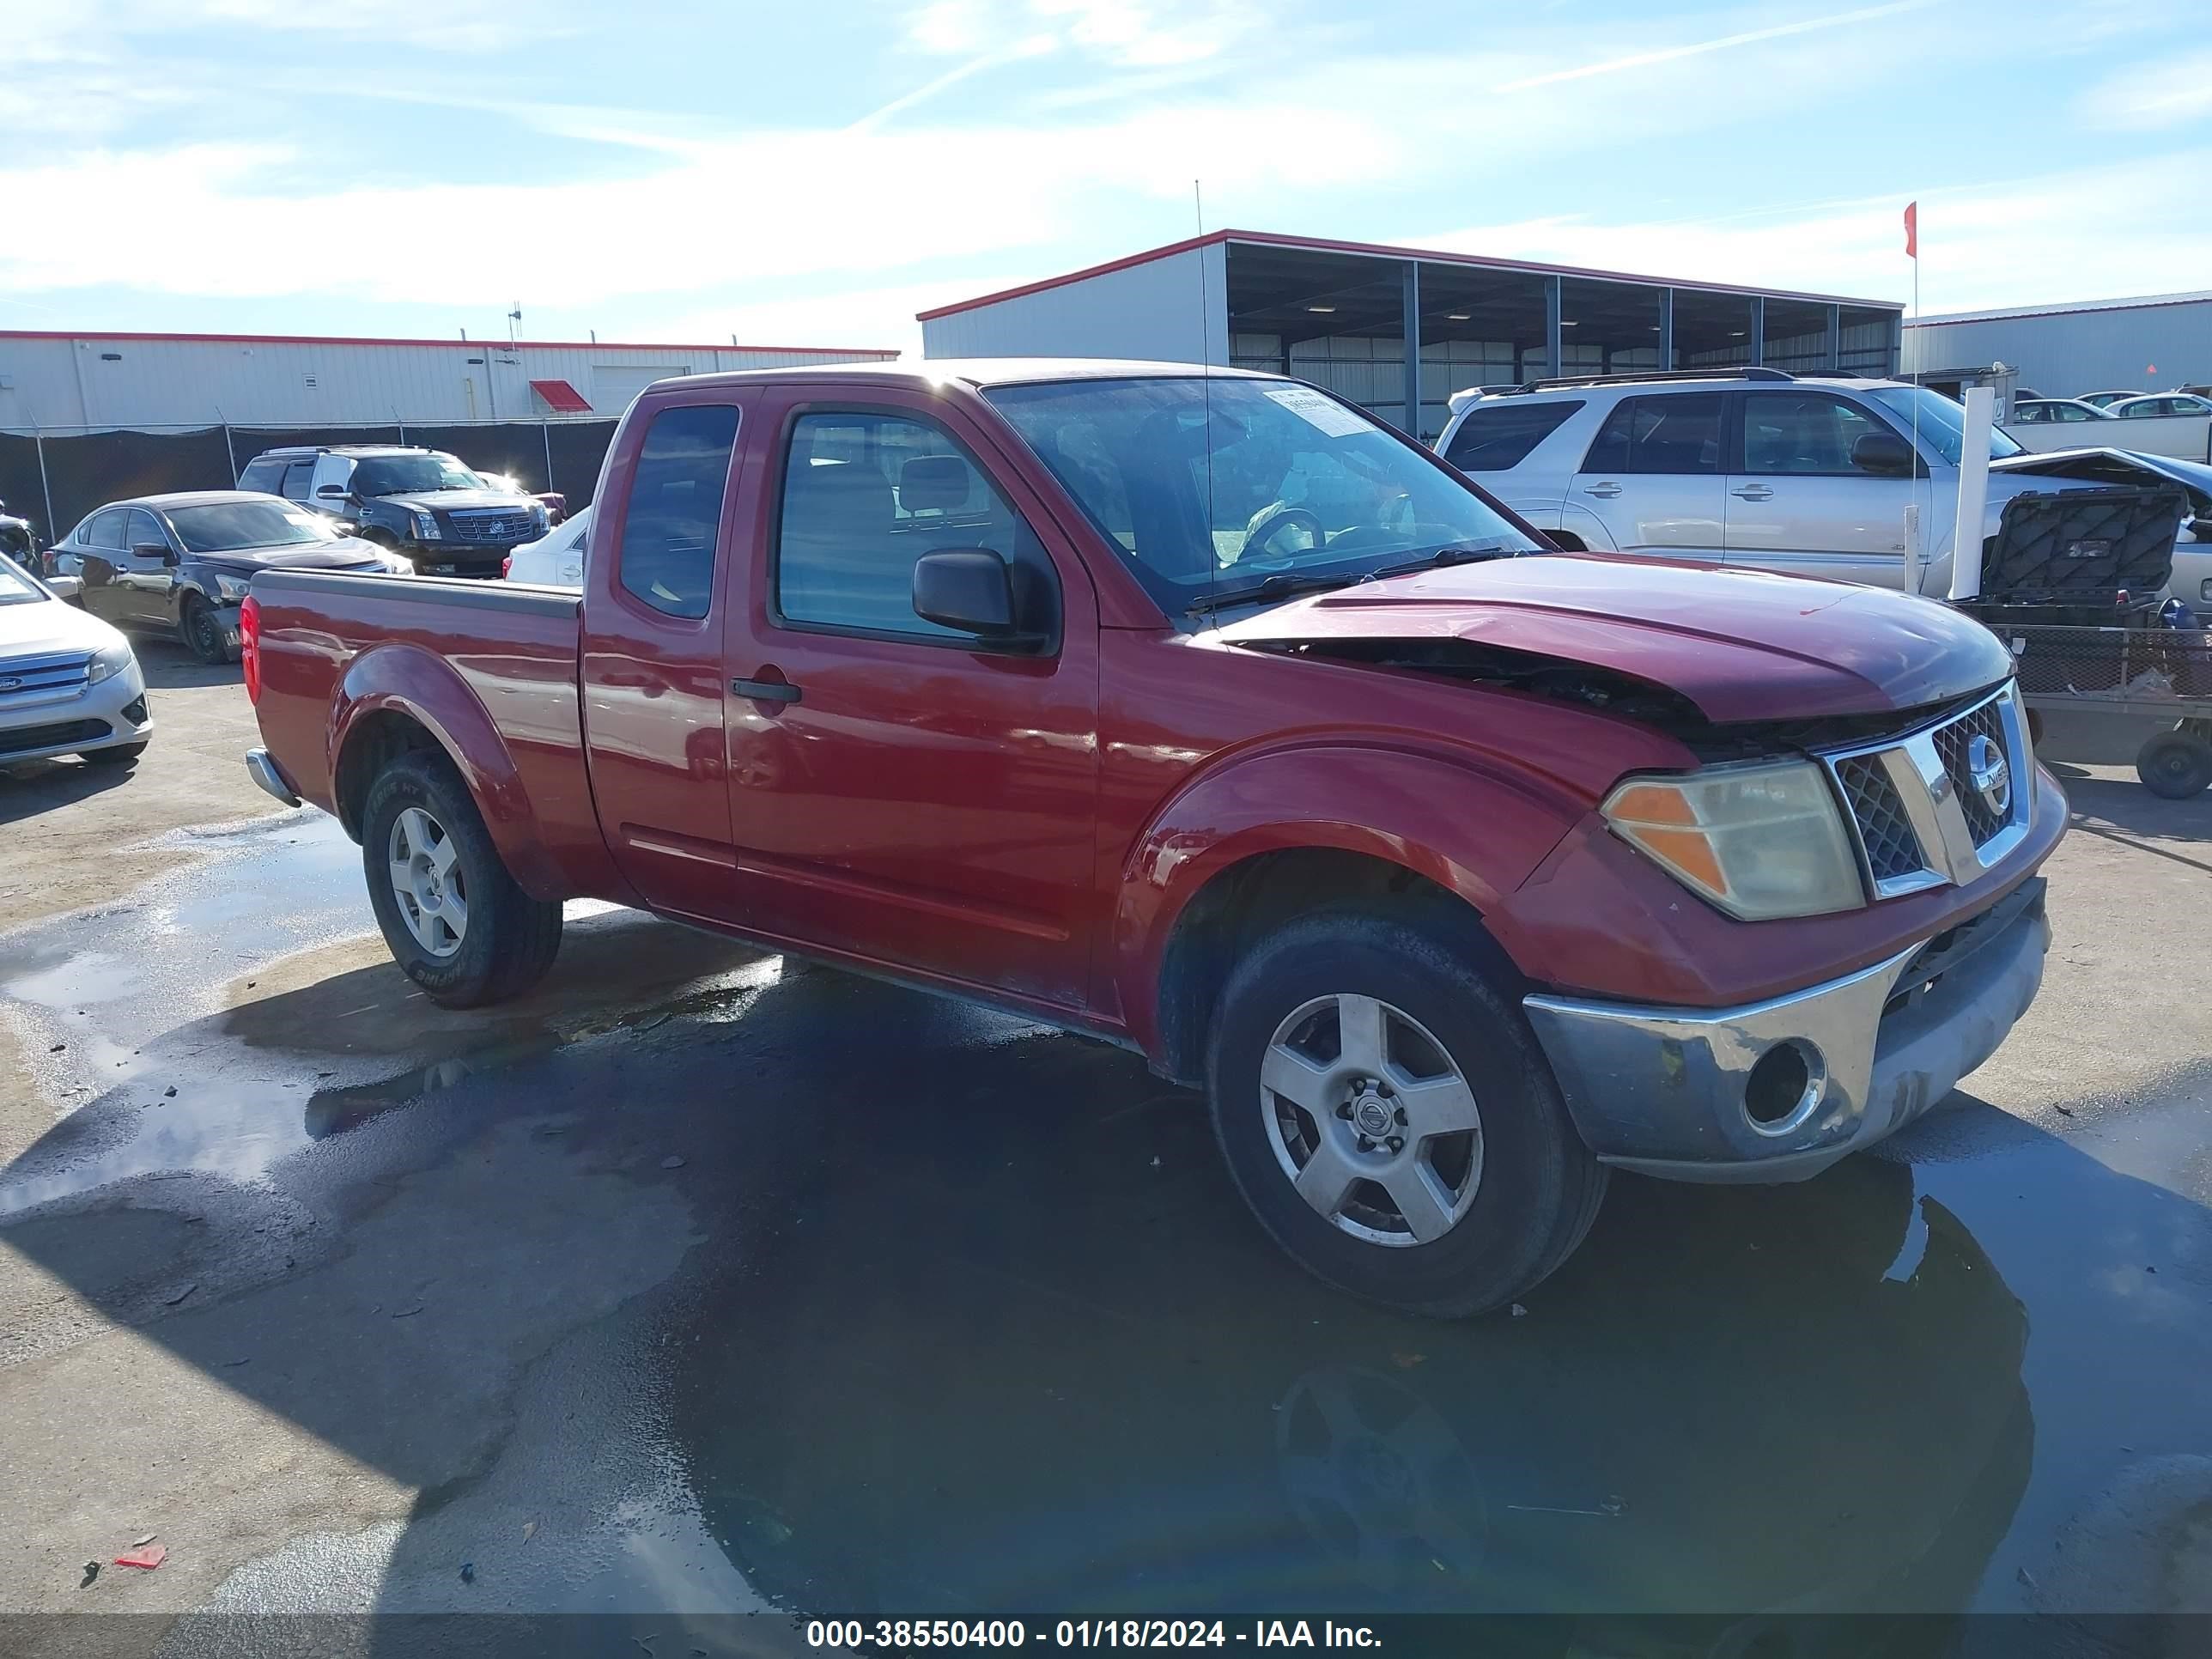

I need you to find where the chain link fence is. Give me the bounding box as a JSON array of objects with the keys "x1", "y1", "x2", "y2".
[{"x1": 0, "y1": 418, "x2": 620, "y2": 544}]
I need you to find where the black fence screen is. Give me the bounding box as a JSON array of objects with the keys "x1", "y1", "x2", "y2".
[{"x1": 0, "y1": 422, "x2": 621, "y2": 544}]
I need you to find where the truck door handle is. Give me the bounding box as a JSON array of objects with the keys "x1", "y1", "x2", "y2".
[
  {"x1": 1732, "y1": 485, "x2": 1775, "y2": 501},
  {"x1": 1583, "y1": 482, "x2": 1622, "y2": 498},
  {"x1": 731, "y1": 675, "x2": 801, "y2": 704}
]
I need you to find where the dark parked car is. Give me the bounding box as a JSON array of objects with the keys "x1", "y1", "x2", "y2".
[
  {"x1": 48, "y1": 491, "x2": 395, "y2": 663},
  {"x1": 238, "y1": 445, "x2": 549, "y2": 577}
]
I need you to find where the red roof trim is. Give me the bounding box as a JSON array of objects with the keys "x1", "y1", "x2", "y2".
[
  {"x1": 0, "y1": 328, "x2": 899, "y2": 356},
  {"x1": 528, "y1": 378, "x2": 593, "y2": 413},
  {"x1": 915, "y1": 228, "x2": 1901, "y2": 322}
]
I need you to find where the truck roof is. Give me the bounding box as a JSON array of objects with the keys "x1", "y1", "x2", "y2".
[{"x1": 648, "y1": 359, "x2": 1286, "y2": 395}]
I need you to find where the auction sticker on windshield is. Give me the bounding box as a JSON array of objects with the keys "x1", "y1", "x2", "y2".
[{"x1": 1262, "y1": 386, "x2": 1370, "y2": 438}]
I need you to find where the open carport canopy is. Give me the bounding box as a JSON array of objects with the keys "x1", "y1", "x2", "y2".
[{"x1": 1216, "y1": 232, "x2": 1901, "y2": 438}]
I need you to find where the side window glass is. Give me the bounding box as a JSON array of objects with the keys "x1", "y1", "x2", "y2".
[
  {"x1": 776, "y1": 410, "x2": 1047, "y2": 641},
  {"x1": 1583, "y1": 394, "x2": 1723, "y2": 475},
  {"x1": 87, "y1": 510, "x2": 129, "y2": 550},
  {"x1": 1741, "y1": 392, "x2": 1884, "y2": 475},
  {"x1": 280, "y1": 460, "x2": 315, "y2": 501},
  {"x1": 617, "y1": 404, "x2": 738, "y2": 620},
  {"x1": 239, "y1": 458, "x2": 286, "y2": 492},
  {"x1": 2011, "y1": 403, "x2": 2045, "y2": 423},
  {"x1": 1443, "y1": 400, "x2": 1584, "y2": 471},
  {"x1": 128, "y1": 510, "x2": 167, "y2": 552}
]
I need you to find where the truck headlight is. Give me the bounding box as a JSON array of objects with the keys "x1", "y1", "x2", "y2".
[
  {"x1": 87, "y1": 639, "x2": 137, "y2": 686},
  {"x1": 213, "y1": 574, "x2": 252, "y2": 603},
  {"x1": 414, "y1": 512, "x2": 442, "y2": 540},
  {"x1": 1602, "y1": 760, "x2": 1864, "y2": 920}
]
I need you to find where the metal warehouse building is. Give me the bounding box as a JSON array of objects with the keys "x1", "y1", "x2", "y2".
[
  {"x1": 1903, "y1": 291, "x2": 2212, "y2": 403},
  {"x1": 921, "y1": 229, "x2": 1905, "y2": 443},
  {"x1": 0, "y1": 330, "x2": 897, "y2": 434}
]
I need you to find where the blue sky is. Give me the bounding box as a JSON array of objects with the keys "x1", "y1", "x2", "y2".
[{"x1": 6, "y1": 0, "x2": 2210, "y2": 354}]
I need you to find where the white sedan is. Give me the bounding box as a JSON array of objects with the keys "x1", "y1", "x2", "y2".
[
  {"x1": 0, "y1": 552, "x2": 152, "y2": 769},
  {"x1": 502, "y1": 504, "x2": 590, "y2": 588}
]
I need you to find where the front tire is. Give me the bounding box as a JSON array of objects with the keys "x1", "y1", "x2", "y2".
[
  {"x1": 360, "y1": 750, "x2": 562, "y2": 1007},
  {"x1": 1206, "y1": 908, "x2": 1607, "y2": 1317},
  {"x1": 180, "y1": 594, "x2": 238, "y2": 664}
]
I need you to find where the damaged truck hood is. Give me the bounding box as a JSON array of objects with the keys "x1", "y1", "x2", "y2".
[{"x1": 1213, "y1": 554, "x2": 2013, "y2": 724}]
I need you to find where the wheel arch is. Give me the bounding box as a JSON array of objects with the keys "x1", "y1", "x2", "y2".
[
  {"x1": 1115, "y1": 743, "x2": 1575, "y2": 1084},
  {"x1": 328, "y1": 643, "x2": 570, "y2": 898}
]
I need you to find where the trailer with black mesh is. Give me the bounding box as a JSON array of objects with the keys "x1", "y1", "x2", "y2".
[{"x1": 1954, "y1": 483, "x2": 2212, "y2": 798}]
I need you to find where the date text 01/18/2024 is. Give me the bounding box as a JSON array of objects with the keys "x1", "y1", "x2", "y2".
[{"x1": 805, "y1": 1621, "x2": 1383, "y2": 1650}]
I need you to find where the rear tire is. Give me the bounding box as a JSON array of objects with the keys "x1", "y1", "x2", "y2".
[
  {"x1": 2136, "y1": 726, "x2": 2212, "y2": 799},
  {"x1": 360, "y1": 750, "x2": 562, "y2": 1007},
  {"x1": 1206, "y1": 907, "x2": 1607, "y2": 1317}
]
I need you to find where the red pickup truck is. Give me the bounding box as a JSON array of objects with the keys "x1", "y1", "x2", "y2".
[{"x1": 241, "y1": 361, "x2": 2063, "y2": 1316}]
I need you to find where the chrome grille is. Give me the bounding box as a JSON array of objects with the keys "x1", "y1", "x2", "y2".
[
  {"x1": 1930, "y1": 700, "x2": 2008, "y2": 845},
  {"x1": 1832, "y1": 754, "x2": 1922, "y2": 882},
  {"x1": 447, "y1": 511, "x2": 536, "y2": 543},
  {"x1": 0, "y1": 650, "x2": 91, "y2": 703},
  {"x1": 1821, "y1": 683, "x2": 2029, "y2": 901}
]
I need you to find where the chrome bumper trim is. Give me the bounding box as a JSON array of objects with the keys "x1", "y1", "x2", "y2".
[
  {"x1": 1522, "y1": 880, "x2": 2049, "y2": 1182},
  {"x1": 245, "y1": 745, "x2": 301, "y2": 807}
]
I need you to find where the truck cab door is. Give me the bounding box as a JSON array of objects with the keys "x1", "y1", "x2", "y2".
[
  {"x1": 720, "y1": 389, "x2": 1102, "y2": 1011},
  {"x1": 580, "y1": 390, "x2": 759, "y2": 921}
]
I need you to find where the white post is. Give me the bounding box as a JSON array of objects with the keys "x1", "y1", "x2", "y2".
[{"x1": 1948, "y1": 385, "x2": 1995, "y2": 602}]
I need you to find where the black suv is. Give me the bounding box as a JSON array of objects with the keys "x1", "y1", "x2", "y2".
[{"x1": 237, "y1": 446, "x2": 548, "y2": 577}]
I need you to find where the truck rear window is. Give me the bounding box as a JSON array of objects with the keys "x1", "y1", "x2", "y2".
[
  {"x1": 617, "y1": 405, "x2": 740, "y2": 619},
  {"x1": 1441, "y1": 400, "x2": 1583, "y2": 471}
]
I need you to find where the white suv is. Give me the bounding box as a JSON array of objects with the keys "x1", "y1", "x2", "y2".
[{"x1": 1432, "y1": 368, "x2": 2178, "y2": 596}]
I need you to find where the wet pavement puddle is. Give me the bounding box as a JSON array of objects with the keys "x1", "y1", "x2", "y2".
[{"x1": 1, "y1": 812, "x2": 2208, "y2": 1633}]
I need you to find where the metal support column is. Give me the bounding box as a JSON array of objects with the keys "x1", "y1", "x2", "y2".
[
  {"x1": 1401, "y1": 260, "x2": 1423, "y2": 439},
  {"x1": 1826, "y1": 303, "x2": 1843, "y2": 370},
  {"x1": 1544, "y1": 276, "x2": 1564, "y2": 380},
  {"x1": 33, "y1": 433, "x2": 55, "y2": 544},
  {"x1": 1747, "y1": 296, "x2": 1766, "y2": 368},
  {"x1": 1658, "y1": 289, "x2": 1675, "y2": 372}
]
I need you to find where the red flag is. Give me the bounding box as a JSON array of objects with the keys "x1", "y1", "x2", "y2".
[{"x1": 1903, "y1": 201, "x2": 1917, "y2": 259}]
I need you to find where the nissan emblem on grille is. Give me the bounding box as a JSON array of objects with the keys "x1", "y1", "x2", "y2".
[{"x1": 1967, "y1": 733, "x2": 2011, "y2": 817}]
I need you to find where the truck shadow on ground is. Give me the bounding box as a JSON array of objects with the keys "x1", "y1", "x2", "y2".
[
  {"x1": 4, "y1": 948, "x2": 2209, "y2": 1650},
  {"x1": 2053, "y1": 769, "x2": 2212, "y2": 854}
]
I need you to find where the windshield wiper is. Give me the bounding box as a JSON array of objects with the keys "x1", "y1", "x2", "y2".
[
  {"x1": 1361, "y1": 543, "x2": 1523, "y2": 582},
  {"x1": 1186, "y1": 570, "x2": 1364, "y2": 617}
]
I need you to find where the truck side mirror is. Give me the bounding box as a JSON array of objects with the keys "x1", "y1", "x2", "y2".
[
  {"x1": 1852, "y1": 431, "x2": 1914, "y2": 477},
  {"x1": 912, "y1": 548, "x2": 1048, "y2": 647}
]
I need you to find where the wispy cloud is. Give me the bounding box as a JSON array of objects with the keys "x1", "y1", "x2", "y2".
[
  {"x1": 1496, "y1": 0, "x2": 1933, "y2": 93},
  {"x1": 2078, "y1": 47, "x2": 2212, "y2": 131},
  {"x1": 849, "y1": 35, "x2": 1060, "y2": 131}
]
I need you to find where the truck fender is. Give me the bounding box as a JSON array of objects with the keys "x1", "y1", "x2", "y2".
[
  {"x1": 329, "y1": 641, "x2": 568, "y2": 898},
  {"x1": 1110, "y1": 741, "x2": 1580, "y2": 1064}
]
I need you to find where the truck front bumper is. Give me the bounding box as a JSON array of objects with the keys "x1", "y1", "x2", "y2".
[{"x1": 1522, "y1": 878, "x2": 2049, "y2": 1182}]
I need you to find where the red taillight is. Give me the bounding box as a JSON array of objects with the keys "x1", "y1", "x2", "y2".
[
  {"x1": 240, "y1": 593, "x2": 262, "y2": 704},
  {"x1": 501, "y1": 556, "x2": 512, "y2": 578}
]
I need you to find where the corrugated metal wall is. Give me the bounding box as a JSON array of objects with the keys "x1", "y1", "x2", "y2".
[
  {"x1": 1903, "y1": 300, "x2": 2212, "y2": 398},
  {"x1": 920, "y1": 245, "x2": 1230, "y2": 365},
  {"x1": 0, "y1": 335, "x2": 896, "y2": 434}
]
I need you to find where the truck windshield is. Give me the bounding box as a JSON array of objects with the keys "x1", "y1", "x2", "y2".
[
  {"x1": 984, "y1": 376, "x2": 1542, "y2": 613},
  {"x1": 1868, "y1": 386, "x2": 2024, "y2": 465},
  {"x1": 353, "y1": 454, "x2": 489, "y2": 495},
  {"x1": 169, "y1": 501, "x2": 335, "y2": 551}
]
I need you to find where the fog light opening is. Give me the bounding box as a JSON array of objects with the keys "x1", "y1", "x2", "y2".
[{"x1": 1744, "y1": 1040, "x2": 1826, "y2": 1134}]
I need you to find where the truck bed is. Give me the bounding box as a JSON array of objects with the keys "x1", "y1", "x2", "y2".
[{"x1": 250, "y1": 568, "x2": 607, "y2": 897}]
